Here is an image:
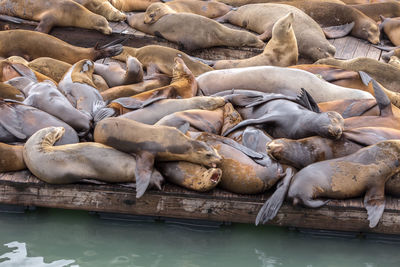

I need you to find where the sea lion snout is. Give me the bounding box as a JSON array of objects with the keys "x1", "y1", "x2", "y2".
[{"x1": 265, "y1": 140, "x2": 285, "y2": 160}]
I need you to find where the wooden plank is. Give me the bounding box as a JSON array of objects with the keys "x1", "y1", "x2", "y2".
[
  {"x1": 339, "y1": 36, "x2": 359, "y2": 60},
  {"x1": 352, "y1": 39, "x2": 371, "y2": 58},
  {"x1": 366, "y1": 45, "x2": 382, "y2": 61},
  {"x1": 332, "y1": 37, "x2": 348, "y2": 59}
]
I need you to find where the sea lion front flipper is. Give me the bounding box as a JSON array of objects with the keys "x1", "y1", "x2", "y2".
[
  {"x1": 112, "y1": 97, "x2": 143, "y2": 109},
  {"x1": 35, "y1": 14, "x2": 55, "y2": 33},
  {"x1": 135, "y1": 151, "x2": 155, "y2": 198},
  {"x1": 296, "y1": 88, "x2": 320, "y2": 113},
  {"x1": 222, "y1": 114, "x2": 280, "y2": 137},
  {"x1": 343, "y1": 129, "x2": 387, "y2": 147},
  {"x1": 322, "y1": 22, "x2": 355, "y2": 39},
  {"x1": 11, "y1": 64, "x2": 37, "y2": 82},
  {"x1": 0, "y1": 104, "x2": 26, "y2": 140},
  {"x1": 255, "y1": 168, "x2": 294, "y2": 225},
  {"x1": 257, "y1": 24, "x2": 274, "y2": 41},
  {"x1": 364, "y1": 185, "x2": 386, "y2": 228}
]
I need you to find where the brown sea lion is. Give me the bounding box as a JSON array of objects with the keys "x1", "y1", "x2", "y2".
[
  {"x1": 0, "y1": 60, "x2": 56, "y2": 85},
  {"x1": 0, "y1": 142, "x2": 26, "y2": 172},
  {"x1": 284, "y1": 1, "x2": 380, "y2": 44},
  {"x1": 0, "y1": 82, "x2": 24, "y2": 101},
  {"x1": 381, "y1": 47, "x2": 400, "y2": 62},
  {"x1": 213, "y1": 12, "x2": 298, "y2": 69},
  {"x1": 127, "y1": 12, "x2": 265, "y2": 50},
  {"x1": 0, "y1": 0, "x2": 112, "y2": 34},
  {"x1": 110, "y1": 0, "x2": 161, "y2": 11},
  {"x1": 144, "y1": 0, "x2": 232, "y2": 23},
  {"x1": 216, "y1": 3, "x2": 336, "y2": 61},
  {"x1": 0, "y1": 30, "x2": 122, "y2": 64},
  {"x1": 215, "y1": 0, "x2": 344, "y2": 7},
  {"x1": 0, "y1": 99, "x2": 79, "y2": 145},
  {"x1": 113, "y1": 45, "x2": 213, "y2": 76},
  {"x1": 196, "y1": 66, "x2": 374, "y2": 102},
  {"x1": 74, "y1": 0, "x2": 127, "y2": 21},
  {"x1": 380, "y1": 16, "x2": 400, "y2": 46},
  {"x1": 156, "y1": 161, "x2": 222, "y2": 192},
  {"x1": 94, "y1": 117, "x2": 222, "y2": 196},
  {"x1": 94, "y1": 56, "x2": 144, "y2": 87},
  {"x1": 351, "y1": 2, "x2": 400, "y2": 22},
  {"x1": 22, "y1": 126, "x2": 164, "y2": 195}
]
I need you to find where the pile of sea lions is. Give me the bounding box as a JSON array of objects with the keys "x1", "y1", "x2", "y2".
[{"x1": 1, "y1": 0, "x2": 400, "y2": 229}]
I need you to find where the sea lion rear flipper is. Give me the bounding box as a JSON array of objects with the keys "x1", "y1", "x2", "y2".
[
  {"x1": 140, "y1": 95, "x2": 168, "y2": 108},
  {"x1": 255, "y1": 168, "x2": 294, "y2": 225},
  {"x1": 296, "y1": 88, "x2": 321, "y2": 113},
  {"x1": 343, "y1": 129, "x2": 386, "y2": 147},
  {"x1": 11, "y1": 64, "x2": 37, "y2": 82},
  {"x1": 135, "y1": 151, "x2": 155, "y2": 198},
  {"x1": 322, "y1": 22, "x2": 355, "y2": 39},
  {"x1": 112, "y1": 97, "x2": 143, "y2": 109},
  {"x1": 93, "y1": 107, "x2": 116, "y2": 123},
  {"x1": 364, "y1": 185, "x2": 386, "y2": 228},
  {"x1": 223, "y1": 115, "x2": 280, "y2": 137},
  {"x1": 0, "y1": 104, "x2": 26, "y2": 140},
  {"x1": 92, "y1": 100, "x2": 106, "y2": 115}
]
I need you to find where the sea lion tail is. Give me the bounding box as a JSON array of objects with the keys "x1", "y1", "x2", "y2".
[{"x1": 255, "y1": 168, "x2": 294, "y2": 225}]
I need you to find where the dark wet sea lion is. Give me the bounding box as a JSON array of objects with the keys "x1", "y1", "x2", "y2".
[
  {"x1": 113, "y1": 45, "x2": 213, "y2": 76},
  {"x1": 0, "y1": 82, "x2": 24, "y2": 101},
  {"x1": 0, "y1": 0, "x2": 112, "y2": 34},
  {"x1": 110, "y1": 0, "x2": 161, "y2": 11},
  {"x1": 0, "y1": 142, "x2": 26, "y2": 172},
  {"x1": 156, "y1": 161, "x2": 222, "y2": 192},
  {"x1": 94, "y1": 117, "x2": 222, "y2": 197},
  {"x1": 74, "y1": 0, "x2": 126, "y2": 21},
  {"x1": 0, "y1": 30, "x2": 122, "y2": 64},
  {"x1": 351, "y1": 2, "x2": 400, "y2": 22},
  {"x1": 380, "y1": 16, "x2": 400, "y2": 46},
  {"x1": 23, "y1": 126, "x2": 164, "y2": 192},
  {"x1": 127, "y1": 13, "x2": 264, "y2": 50},
  {"x1": 0, "y1": 99, "x2": 78, "y2": 145},
  {"x1": 217, "y1": 3, "x2": 335, "y2": 61},
  {"x1": 213, "y1": 12, "x2": 298, "y2": 69}
]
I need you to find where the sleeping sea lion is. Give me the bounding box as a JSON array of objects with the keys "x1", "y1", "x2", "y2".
[
  {"x1": 196, "y1": 66, "x2": 374, "y2": 102},
  {"x1": 23, "y1": 126, "x2": 164, "y2": 194},
  {"x1": 215, "y1": 0, "x2": 345, "y2": 7},
  {"x1": 216, "y1": 3, "x2": 336, "y2": 61},
  {"x1": 213, "y1": 12, "x2": 298, "y2": 69},
  {"x1": 127, "y1": 12, "x2": 265, "y2": 50},
  {"x1": 110, "y1": 0, "x2": 161, "y2": 11},
  {"x1": 379, "y1": 16, "x2": 400, "y2": 46},
  {"x1": 74, "y1": 0, "x2": 126, "y2": 21},
  {"x1": 0, "y1": 0, "x2": 112, "y2": 34},
  {"x1": 0, "y1": 142, "x2": 26, "y2": 172},
  {"x1": 94, "y1": 117, "x2": 222, "y2": 197},
  {"x1": 351, "y1": 2, "x2": 400, "y2": 22},
  {"x1": 0, "y1": 82, "x2": 24, "y2": 101},
  {"x1": 0, "y1": 30, "x2": 122, "y2": 64}
]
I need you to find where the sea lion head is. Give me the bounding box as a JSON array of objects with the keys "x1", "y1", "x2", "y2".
[
  {"x1": 39, "y1": 127, "x2": 66, "y2": 148},
  {"x1": 172, "y1": 57, "x2": 191, "y2": 79},
  {"x1": 190, "y1": 140, "x2": 222, "y2": 168},
  {"x1": 272, "y1": 12, "x2": 294, "y2": 41},
  {"x1": 314, "y1": 111, "x2": 344, "y2": 140},
  {"x1": 359, "y1": 21, "x2": 380, "y2": 45},
  {"x1": 144, "y1": 3, "x2": 173, "y2": 24},
  {"x1": 94, "y1": 17, "x2": 113, "y2": 35},
  {"x1": 307, "y1": 42, "x2": 336, "y2": 61}
]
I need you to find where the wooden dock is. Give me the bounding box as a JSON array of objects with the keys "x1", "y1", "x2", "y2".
[{"x1": 0, "y1": 19, "x2": 397, "y2": 235}]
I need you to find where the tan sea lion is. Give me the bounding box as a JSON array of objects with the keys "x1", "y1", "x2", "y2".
[
  {"x1": 0, "y1": 142, "x2": 26, "y2": 172},
  {"x1": 0, "y1": 30, "x2": 122, "y2": 64},
  {"x1": 216, "y1": 3, "x2": 335, "y2": 61},
  {"x1": 156, "y1": 161, "x2": 222, "y2": 192},
  {"x1": 113, "y1": 45, "x2": 213, "y2": 76},
  {"x1": 351, "y1": 2, "x2": 400, "y2": 22},
  {"x1": 213, "y1": 12, "x2": 297, "y2": 69},
  {"x1": 144, "y1": 0, "x2": 232, "y2": 22},
  {"x1": 380, "y1": 16, "x2": 400, "y2": 46},
  {"x1": 94, "y1": 117, "x2": 222, "y2": 196},
  {"x1": 74, "y1": 0, "x2": 126, "y2": 21},
  {"x1": 215, "y1": 0, "x2": 344, "y2": 7},
  {"x1": 0, "y1": 0, "x2": 112, "y2": 34},
  {"x1": 22, "y1": 126, "x2": 164, "y2": 196},
  {"x1": 127, "y1": 12, "x2": 265, "y2": 50},
  {"x1": 110, "y1": 0, "x2": 161, "y2": 11}
]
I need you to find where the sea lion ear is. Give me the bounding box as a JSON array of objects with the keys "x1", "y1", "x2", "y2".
[
  {"x1": 296, "y1": 88, "x2": 320, "y2": 113},
  {"x1": 11, "y1": 63, "x2": 37, "y2": 82},
  {"x1": 134, "y1": 151, "x2": 155, "y2": 198},
  {"x1": 322, "y1": 22, "x2": 355, "y2": 39},
  {"x1": 0, "y1": 103, "x2": 26, "y2": 140},
  {"x1": 364, "y1": 185, "x2": 386, "y2": 228}
]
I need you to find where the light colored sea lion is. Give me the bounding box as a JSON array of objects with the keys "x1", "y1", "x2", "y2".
[
  {"x1": 380, "y1": 16, "x2": 400, "y2": 46},
  {"x1": 0, "y1": 30, "x2": 123, "y2": 64},
  {"x1": 127, "y1": 12, "x2": 265, "y2": 50},
  {"x1": 351, "y1": 2, "x2": 400, "y2": 22},
  {"x1": 213, "y1": 12, "x2": 297, "y2": 69},
  {"x1": 216, "y1": 3, "x2": 335, "y2": 61},
  {"x1": 22, "y1": 126, "x2": 164, "y2": 194},
  {"x1": 215, "y1": 0, "x2": 345, "y2": 7},
  {"x1": 0, "y1": 142, "x2": 26, "y2": 172},
  {"x1": 113, "y1": 45, "x2": 213, "y2": 76},
  {"x1": 0, "y1": 82, "x2": 24, "y2": 101},
  {"x1": 110, "y1": 0, "x2": 161, "y2": 11},
  {"x1": 94, "y1": 117, "x2": 222, "y2": 197},
  {"x1": 196, "y1": 66, "x2": 374, "y2": 102},
  {"x1": 156, "y1": 161, "x2": 222, "y2": 192},
  {"x1": 94, "y1": 56, "x2": 144, "y2": 87},
  {"x1": 0, "y1": 0, "x2": 112, "y2": 34},
  {"x1": 315, "y1": 57, "x2": 400, "y2": 93},
  {"x1": 74, "y1": 0, "x2": 127, "y2": 21},
  {"x1": 0, "y1": 99, "x2": 78, "y2": 145},
  {"x1": 144, "y1": 0, "x2": 232, "y2": 23}
]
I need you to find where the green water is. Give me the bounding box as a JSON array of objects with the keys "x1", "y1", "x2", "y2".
[{"x1": 0, "y1": 208, "x2": 399, "y2": 267}]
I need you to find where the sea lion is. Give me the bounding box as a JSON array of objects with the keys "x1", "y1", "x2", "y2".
[
  {"x1": 389, "y1": 56, "x2": 400, "y2": 69},
  {"x1": 382, "y1": 47, "x2": 400, "y2": 62},
  {"x1": 215, "y1": 0, "x2": 345, "y2": 6},
  {"x1": 58, "y1": 59, "x2": 105, "y2": 118},
  {"x1": 94, "y1": 56, "x2": 144, "y2": 87},
  {"x1": 380, "y1": 16, "x2": 400, "y2": 46},
  {"x1": 118, "y1": 96, "x2": 226, "y2": 124},
  {"x1": 0, "y1": 30, "x2": 123, "y2": 64},
  {"x1": 216, "y1": 3, "x2": 336, "y2": 61},
  {"x1": 284, "y1": 1, "x2": 380, "y2": 44},
  {"x1": 144, "y1": 0, "x2": 232, "y2": 23},
  {"x1": 213, "y1": 12, "x2": 298, "y2": 69},
  {"x1": 196, "y1": 66, "x2": 374, "y2": 102},
  {"x1": 0, "y1": 99, "x2": 79, "y2": 145},
  {"x1": 351, "y1": 2, "x2": 400, "y2": 22},
  {"x1": 0, "y1": 82, "x2": 24, "y2": 101},
  {"x1": 74, "y1": 0, "x2": 127, "y2": 21},
  {"x1": 94, "y1": 117, "x2": 222, "y2": 196},
  {"x1": 156, "y1": 161, "x2": 222, "y2": 192},
  {"x1": 110, "y1": 0, "x2": 161, "y2": 11},
  {"x1": 127, "y1": 12, "x2": 265, "y2": 50},
  {"x1": 0, "y1": 142, "x2": 26, "y2": 172},
  {"x1": 315, "y1": 57, "x2": 400, "y2": 93},
  {"x1": 0, "y1": 0, "x2": 112, "y2": 34},
  {"x1": 22, "y1": 126, "x2": 164, "y2": 196},
  {"x1": 113, "y1": 45, "x2": 213, "y2": 76}
]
